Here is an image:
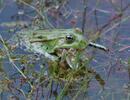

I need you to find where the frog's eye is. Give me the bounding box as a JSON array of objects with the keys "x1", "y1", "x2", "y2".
[{"x1": 66, "y1": 34, "x2": 74, "y2": 43}]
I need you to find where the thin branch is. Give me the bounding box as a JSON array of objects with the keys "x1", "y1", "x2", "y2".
[{"x1": 82, "y1": 0, "x2": 88, "y2": 34}]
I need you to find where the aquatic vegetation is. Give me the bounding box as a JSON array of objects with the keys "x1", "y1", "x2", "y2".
[{"x1": 0, "y1": 0, "x2": 129, "y2": 100}]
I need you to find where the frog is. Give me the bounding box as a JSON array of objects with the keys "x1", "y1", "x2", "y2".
[{"x1": 16, "y1": 28, "x2": 109, "y2": 68}]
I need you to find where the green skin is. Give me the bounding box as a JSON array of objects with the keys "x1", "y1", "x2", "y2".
[
  {"x1": 21, "y1": 28, "x2": 108, "y2": 68},
  {"x1": 28, "y1": 28, "x2": 89, "y2": 53}
]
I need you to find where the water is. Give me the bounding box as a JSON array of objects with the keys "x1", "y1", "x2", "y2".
[{"x1": 0, "y1": 0, "x2": 130, "y2": 100}]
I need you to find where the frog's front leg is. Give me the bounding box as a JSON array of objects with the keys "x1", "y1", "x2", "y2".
[
  {"x1": 64, "y1": 49, "x2": 88, "y2": 69},
  {"x1": 66, "y1": 56, "x2": 73, "y2": 69},
  {"x1": 65, "y1": 55, "x2": 89, "y2": 69}
]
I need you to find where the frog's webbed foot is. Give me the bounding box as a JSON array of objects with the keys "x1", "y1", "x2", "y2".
[
  {"x1": 66, "y1": 56, "x2": 78, "y2": 69},
  {"x1": 65, "y1": 56, "x2": 89, "y2": 69}
]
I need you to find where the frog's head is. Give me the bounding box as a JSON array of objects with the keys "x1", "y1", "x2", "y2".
[{"x1": 54, "y1": 28, "x2": 89, "y2": 51}]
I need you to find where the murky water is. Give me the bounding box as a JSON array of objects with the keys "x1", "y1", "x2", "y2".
[{"x1": 0, "y1": 0, "x2": 130, "y2": 100}]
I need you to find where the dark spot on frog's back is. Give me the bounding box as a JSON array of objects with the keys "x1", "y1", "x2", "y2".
[
  {"x1": 33, "y1": 35, "x2": 44, "y2": 39},
  {"x1": 37, "y1": 35, "x2": 43, "y2": 39}
]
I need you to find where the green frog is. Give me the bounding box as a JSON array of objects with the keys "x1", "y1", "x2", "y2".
[{"x1": 16, "y1": 28, "x2": 108, "y2": 68}]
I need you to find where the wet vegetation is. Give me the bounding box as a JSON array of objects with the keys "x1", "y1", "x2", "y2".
[{"x1": 0, "y1": 0, "x2": 130, "y2": 100}]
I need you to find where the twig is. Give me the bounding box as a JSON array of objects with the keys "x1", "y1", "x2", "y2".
[
  {"x1": 94, "y1": 9, "x2": 99, "y2": 31},
  {"x1": 102, "y1": 15, "x2": 130, "y2": 35},
  {"x1": 82, "y1": 0, "x2": 88, "y2": 34},
  {"x1": 127, "y1": 59, "x2": 130, "y2": 84},
  {"x1": 96, "y1": 3, "x2": 130, "y2": 37},
  {"x1": 18, "y1": 0, "x2": 55, "y2": 29}
]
